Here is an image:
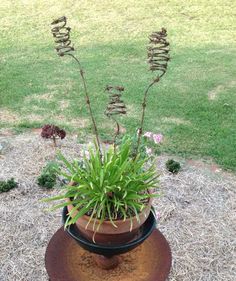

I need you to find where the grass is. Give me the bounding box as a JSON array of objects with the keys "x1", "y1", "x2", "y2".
[{"x1": 0, "y1": 0, "x2": 236, "y2": 170}]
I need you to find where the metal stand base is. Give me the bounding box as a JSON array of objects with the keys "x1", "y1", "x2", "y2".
[{"x1": 45, "y1": 227, "x2": 172, "y2": 281}]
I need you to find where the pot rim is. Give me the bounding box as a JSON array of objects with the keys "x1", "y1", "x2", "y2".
[
  {"x1": 67, "y1": 181, "x2": 153, "y2": 223},
  {"x1": 66, "y1": 181, "x2": 153, "y2": 235}
]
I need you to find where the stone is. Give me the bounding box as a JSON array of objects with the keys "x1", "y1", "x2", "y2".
[{"x1": 0, "y1": 140, "x2": 10, "y2": 155}]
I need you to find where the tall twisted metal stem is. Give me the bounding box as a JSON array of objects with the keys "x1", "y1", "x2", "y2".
[
  {"x1": 67, "y1": 54, "x2": 102, "y2": 157},
  {"x1": 136, "y1": 28, "x2": 170, "y2": 155},
  {"x1": 51, "y1": 16, "x2": 102, "y2": 158}
]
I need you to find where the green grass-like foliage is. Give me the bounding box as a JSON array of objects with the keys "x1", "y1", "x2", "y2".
[
  {"x1": 37, "y1": 162, "x2": 58, "y2": 189},
  {"x1": 0, "y1": 178, "x2": 17, "y2": 193},
  {"x1": 44, "y1": 138, "x2": 159, "y2": 228},
  {"x1": 166, "y1": 159, "x2": 181, "y2": 174}
]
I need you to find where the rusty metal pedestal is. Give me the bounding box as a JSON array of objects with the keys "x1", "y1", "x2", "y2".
[{"x1": 45, "y1": 227, "x2": 172, "y2": 281}]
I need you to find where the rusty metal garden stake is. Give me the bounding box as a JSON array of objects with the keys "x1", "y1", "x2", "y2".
[
  {"x1": 51, "y1": 16, "x2": 102, "y2": 159},
  {"x1": 136, "y1": 28, "x2": 170, "y2": 156}
]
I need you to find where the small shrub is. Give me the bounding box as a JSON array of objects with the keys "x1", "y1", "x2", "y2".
[
  {"x1": 37, "y1": 174, "x2": 56, "y2": 189},
  {"x1": 0, "y1": 178, "x2": 17, "y2": 193},
  {"x1": 37, "y1": 162, "x2": 58, "y2": 189},
  {"x1": 41, "y1": 124, "x2": 66, "y2": 147},
  {"x1": 166, "y1": 159, "x2": 181, "y2": 174}
]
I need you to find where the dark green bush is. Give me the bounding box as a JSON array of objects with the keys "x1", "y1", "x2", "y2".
[
  {"x1": 37, "y1": 161, "x2": 58, "y2": 189},
  {"x1": 166, "y1": 159, "x2": 181, "y2": 174},
  {"x1": 0, "y1": 178, "x2": 17, "y2": 193},
  {"x1": 37, "y1": 173, "x2": 56, "y2": 189}
]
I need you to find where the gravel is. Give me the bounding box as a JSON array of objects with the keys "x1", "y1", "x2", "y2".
[{"x1": 0, "y1": 133, "x2": 235, "y2": 281}]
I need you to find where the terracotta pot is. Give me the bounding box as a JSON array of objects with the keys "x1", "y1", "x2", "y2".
[{"x1": 66, "y1": 197, "x2": 152, "y2": 245}]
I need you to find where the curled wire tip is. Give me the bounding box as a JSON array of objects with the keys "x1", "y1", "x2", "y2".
[
  {"x1": 51, "y1": 16, "x2": 74, "y2": 56},
  {"x1": 147, "y1": 28, "x2": 170, "y2": 80},
  {"x1": 105, "y1": 85, "x2": 127, "y2": 117},
  {"x1": 51, "y1": 16, "x2": 67, "y2": 25}
]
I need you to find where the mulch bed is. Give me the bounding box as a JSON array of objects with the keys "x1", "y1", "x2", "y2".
[{"x1": 0, "y1": 133, "x2": 235, "y2": 281}]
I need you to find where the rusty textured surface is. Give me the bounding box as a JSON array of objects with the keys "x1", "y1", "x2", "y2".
[
  {"x1": 45, "y1": 227, "x2": 172, "y2": 281},
  {"x1": 136, "y1": 28, "x2": 170, "y2": 154},
  {"x1": 147, "y1": 29, "x2": 170, "y2": 78},
  {"x1": 104, "y1": 85, "x2": 127, "y2": 117},
  {"x1": 104, "y1": 85, "x2": 127, "y2": 147},
  {"x1": 51, "y1": 16, "x2": 74, "y2": 57}
]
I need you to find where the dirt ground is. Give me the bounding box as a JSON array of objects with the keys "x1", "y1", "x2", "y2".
[{"x1": 0, "y1": 133, "x2": 235, "y2": 281}]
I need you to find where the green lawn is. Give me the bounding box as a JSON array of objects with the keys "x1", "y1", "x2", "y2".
[{"x1": 1, "y1": 0, "x2": 236, "y2": 170}]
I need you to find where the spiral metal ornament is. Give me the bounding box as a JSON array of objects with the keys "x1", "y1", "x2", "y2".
[
  {"x1": 51, "y1": 16, "x2": 74, "y2": 56},
  {"x1": 105, "y1": 86, "x2": 127, "y2": 145},
  {"x1": 50, "y1": 16, "x2": 102, "y2": 158},
  {"x1": 135, "y1": 28, "x2": 170, "y2": 156},
  {"x1": 105, "y1": 85, "x2": 127, "y2": 117},
  {"x1": 147, "y1": 28, "x2": 170, "y2": 81}
]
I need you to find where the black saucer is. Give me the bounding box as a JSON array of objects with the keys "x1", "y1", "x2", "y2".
[{"x1": 62, "y1": 206, "x2": 156, "y2": 256}]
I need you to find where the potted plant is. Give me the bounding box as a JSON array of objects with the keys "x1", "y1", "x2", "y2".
[{"x1": 43, "y1": 16, "x2": 170, "y2": 245}]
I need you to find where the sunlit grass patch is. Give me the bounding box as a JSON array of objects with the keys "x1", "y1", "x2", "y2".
[{"x1": 0, "y1": 0, "x2": 236, "y2": 170}]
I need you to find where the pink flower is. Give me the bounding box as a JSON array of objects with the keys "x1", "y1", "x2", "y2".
[
  {"x1": 146, "y1": 147, "x2": 152, "y2": 155},
  {"x1": 156, "y1": 212, "x2": 161, "y2": 220},
  {"x1": 152, "y1": 133, "x2": 163, "y2": 144},
  {"x1": 143, "y1": 131, "x2": 153, "y2": 138},
  {"x1": 84, "y1": 150, "x2": 90, "y2": 158}
]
